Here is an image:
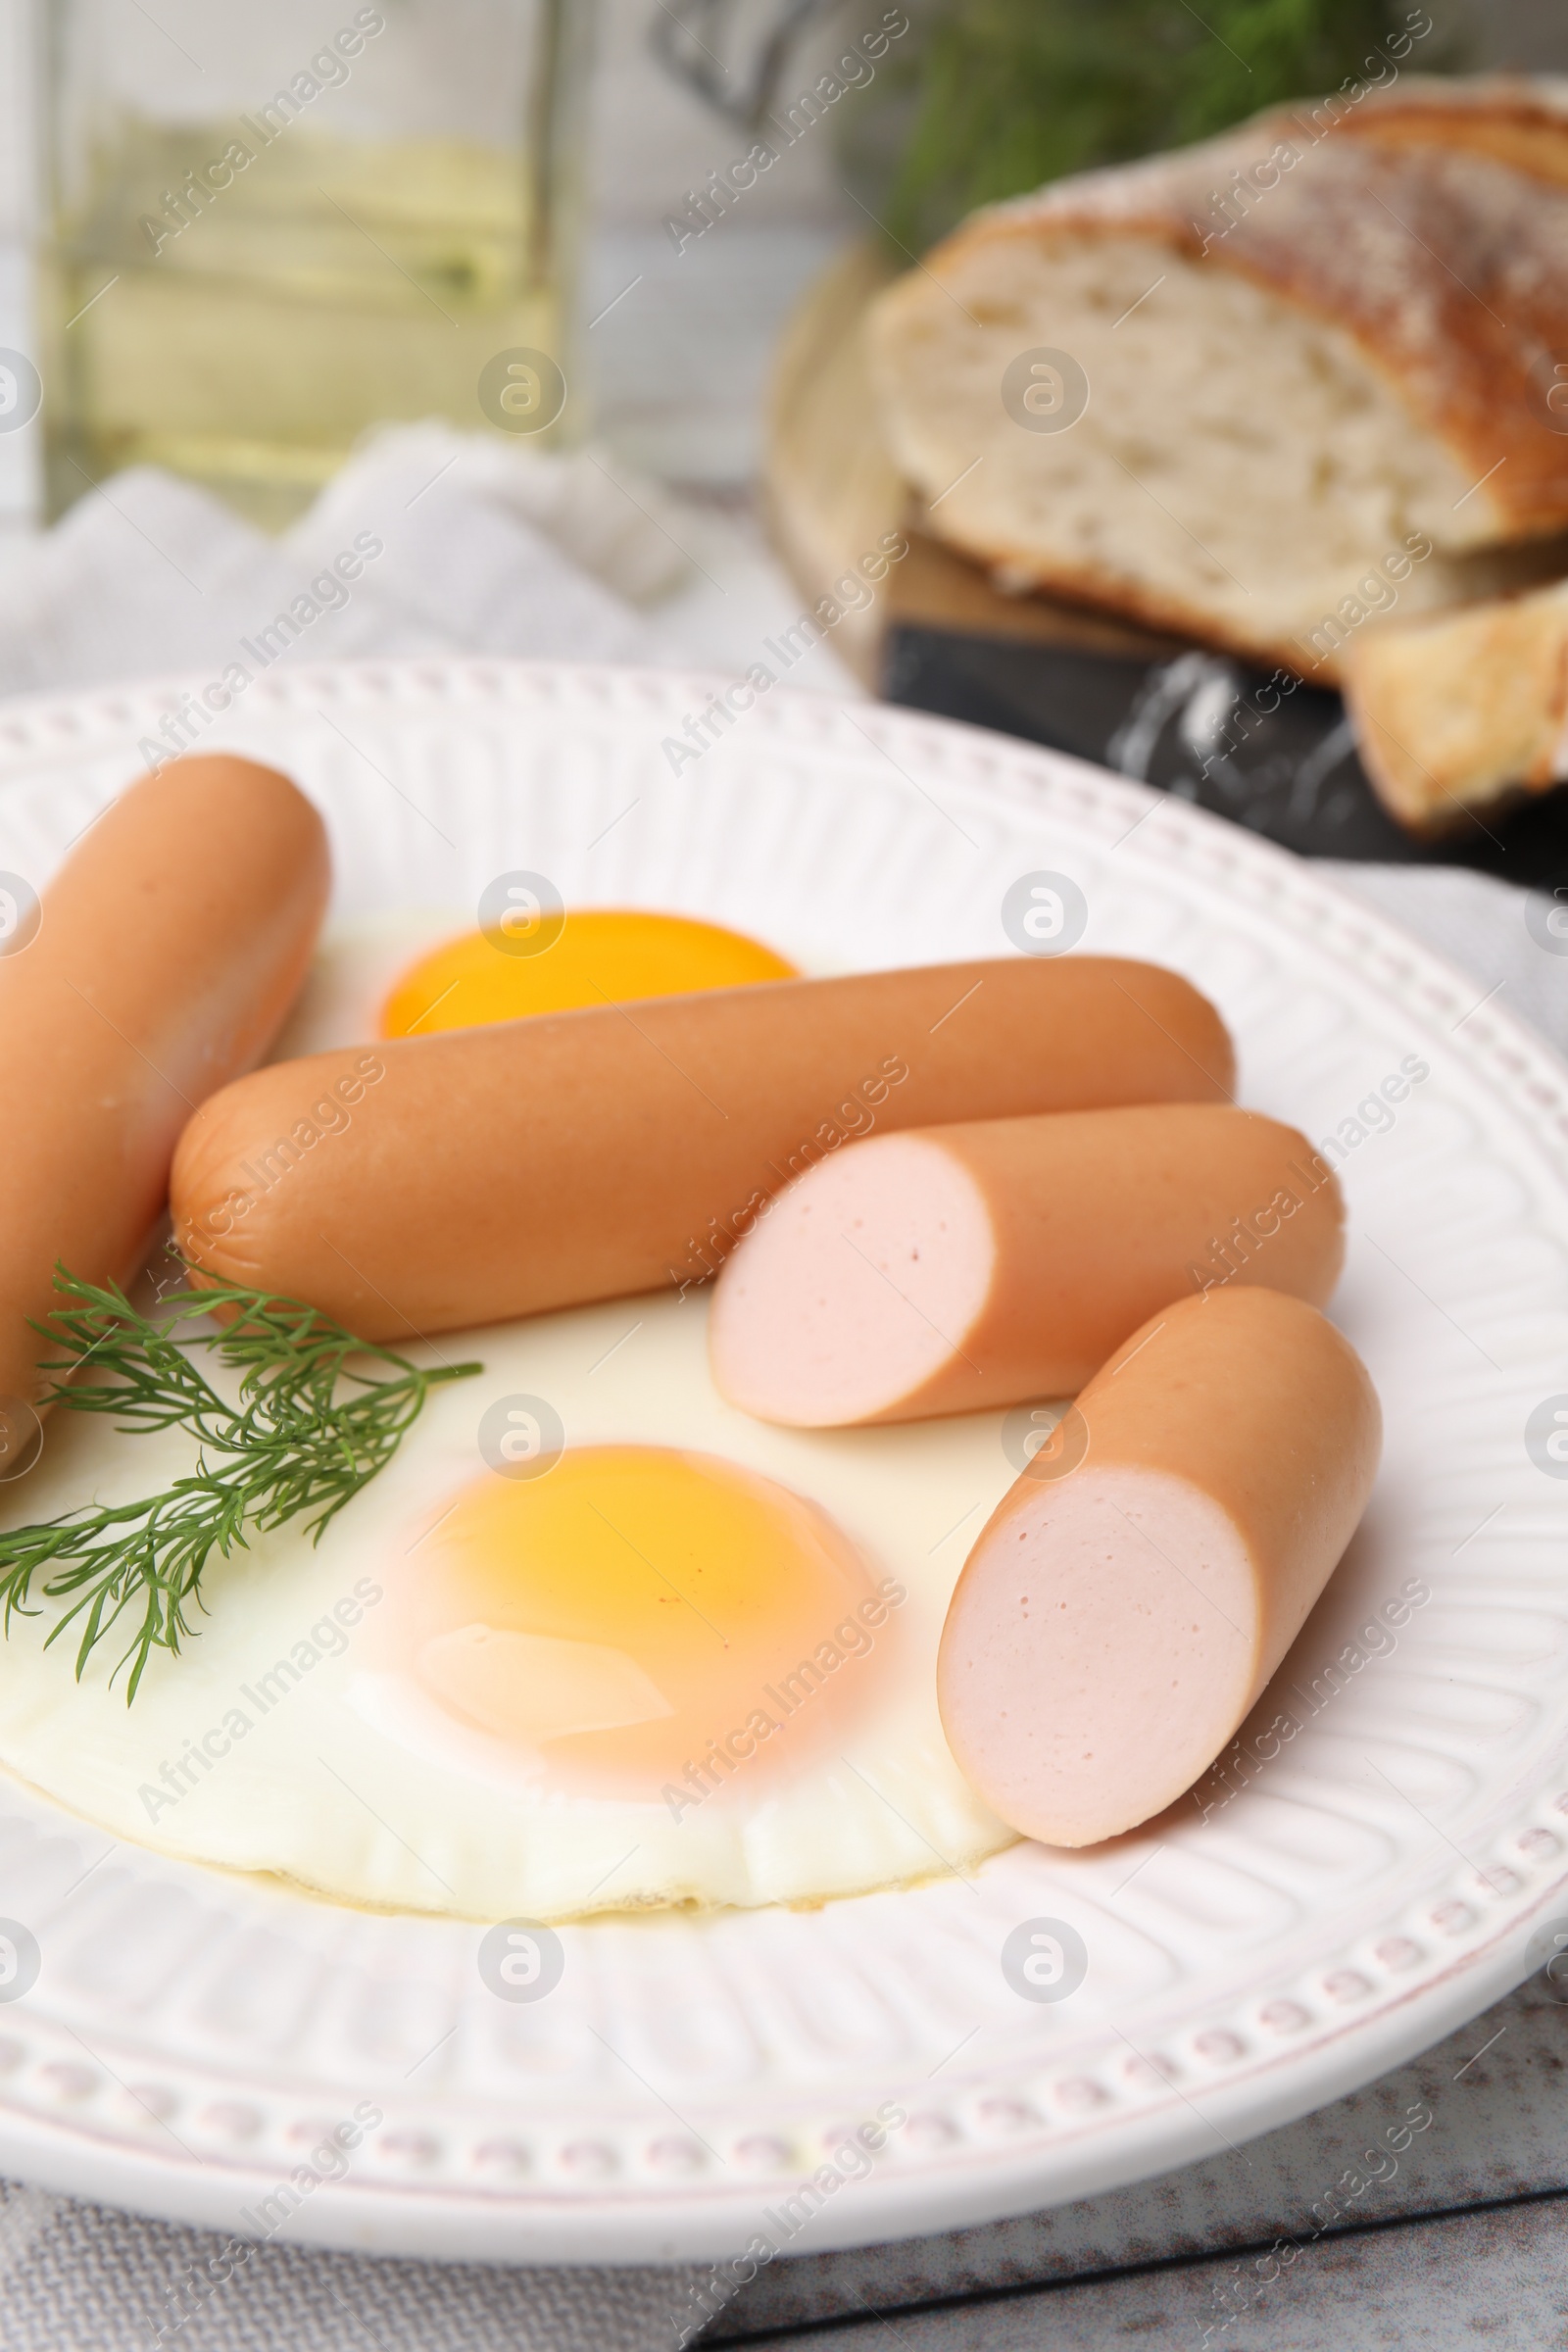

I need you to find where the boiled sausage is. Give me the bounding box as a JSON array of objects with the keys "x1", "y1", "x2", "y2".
[
  {"x1": 937, "y1": 1288, "x2": 1381, "y2": 1846},
  {"x1": 0, "y1": 756, "x2": 329, "y2": 1406},
  {"x1": 710, "y1": 1104, "x2": 1342, "y2": 1425},
  {"x1": 171, "y1": 956, "x2": 1234, "y2": 1340}
]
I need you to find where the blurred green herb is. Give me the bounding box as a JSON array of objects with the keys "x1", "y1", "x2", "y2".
[
  {"x1": 0, "y1": 1266, "x2": 480, "y2": 1701},
  {"x1": 860, "y1": 0, "x2": 1462, "y2": 253}
]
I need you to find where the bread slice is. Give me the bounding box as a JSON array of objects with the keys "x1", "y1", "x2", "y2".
[
  {"x1": 1340, "y1": 577, "x2": 1568, "y2": 832},
  {"x1": 866, "y1": 77, "x2": 1568, "y2": 680}
]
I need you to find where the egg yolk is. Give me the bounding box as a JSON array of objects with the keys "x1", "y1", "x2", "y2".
[
  {"x1": 398, "y1": 1446, "x2": 890, "y2": 1799},
  {"x1": 379, "y1": 908, "x2": 797, "y2": 1037}
]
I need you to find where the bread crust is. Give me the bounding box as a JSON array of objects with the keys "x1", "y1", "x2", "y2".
[
  {"x1": 869, "y1": 76, "x2": 1568, "y2": 678},
  {"x1": 1338, "y1": 71, "x2": 1568, "y2": 184}
]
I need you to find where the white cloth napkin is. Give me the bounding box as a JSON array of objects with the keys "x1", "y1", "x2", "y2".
[
  {"x1": 0, "y1": 425, "x2": 671, "y2": 693},
  {"x1": 0, "y1": 426, "x2": 1562, "y2": 2350},
  {"x1": 0, "y1": 420, "x2": 859, "y2": 706}
]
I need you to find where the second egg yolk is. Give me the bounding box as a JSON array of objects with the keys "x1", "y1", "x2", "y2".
[{"x1": 380, "y1": 908, "x2": 797, "y2": 1037}]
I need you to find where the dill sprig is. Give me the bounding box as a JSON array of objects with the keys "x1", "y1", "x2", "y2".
[{"x1": 0, "y1": 1265, "x2": 481, "y2": 1701}]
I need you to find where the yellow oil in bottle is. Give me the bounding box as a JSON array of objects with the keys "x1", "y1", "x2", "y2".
[{"x1": 45, "y1": 121, "x2": 567, "y2": 527}]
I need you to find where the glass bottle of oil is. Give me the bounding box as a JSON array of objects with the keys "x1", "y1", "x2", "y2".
[{"x1": 40, "y1": 0, "x2": 592, "y2": 528}]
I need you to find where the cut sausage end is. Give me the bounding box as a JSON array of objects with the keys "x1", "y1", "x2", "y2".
[
  {"x1": 937, "y1": 1289, "x2": 1379, "y2": 1849},
  {"x1": 710, "y1": 1134, "x2": 997, "y2": 1426},
  {"x1": 710, "y1": 1102, "x2": 1344, "y2": 1429},
  {"x1": 937, "y1": 1467, "x2": 1260, "y2": 1848}
]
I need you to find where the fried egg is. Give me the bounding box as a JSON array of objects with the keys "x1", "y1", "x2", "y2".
[
  {"x1": 0, "y1": 910, "x2": 1016, "y2": 1920},
  {"x1": 362, "y1": 1445, "x2": 888, "y2": 1801},
  {"x1": 0, "y1": 1294, "x2": 1016, "y2": 1919}
]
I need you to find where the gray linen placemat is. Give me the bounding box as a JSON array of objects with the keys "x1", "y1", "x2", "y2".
[{"x1": 0, "y1": 2182, "x2": 703, "y2": 2350}]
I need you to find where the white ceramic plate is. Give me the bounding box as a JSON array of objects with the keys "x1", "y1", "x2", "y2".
[{"x1": 0, "y1": 659, "x2": 1564, "y2": 2267}]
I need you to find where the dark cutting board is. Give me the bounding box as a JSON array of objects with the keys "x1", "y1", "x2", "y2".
[{"x1": 883, "y1": 619, "x2": 1568, "y2": 878}]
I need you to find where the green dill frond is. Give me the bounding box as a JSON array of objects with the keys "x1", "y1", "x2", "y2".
[{"x1": 0, "y1": 1265, "x2": 481, "y2": 1702}]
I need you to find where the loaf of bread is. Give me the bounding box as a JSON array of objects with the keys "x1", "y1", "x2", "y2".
[
  {"x1": 867, "y1": 74, "x2": 1568, "y2": 683},
  {"x1": 1340, "y1": 577, "x2": 1568, "y2": 830}
]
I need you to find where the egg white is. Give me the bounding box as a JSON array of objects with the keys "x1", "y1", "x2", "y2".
[
  {"x1": 0, "y1": 1294, "x2": 1018, "y2": 1919},
  {"x1": 266, "y1": 906, "x2": 466, "y2": 1057},
  {"x1": 0, "y1": 912, "x2": 1019, "y2": 1920}
]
